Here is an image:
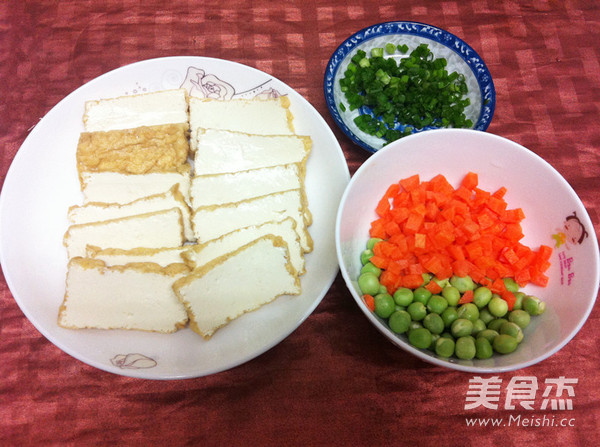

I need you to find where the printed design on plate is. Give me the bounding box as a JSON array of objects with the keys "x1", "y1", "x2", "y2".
[
  {"x1": 111, "y1": 353, "x2": 157, "y2": 369},
  {"x1": 180, "y1": 66, "x2": 285, "y2": 99},
  {"x1": 552, "y1": 211, "x2": 589, "y2": 287}
]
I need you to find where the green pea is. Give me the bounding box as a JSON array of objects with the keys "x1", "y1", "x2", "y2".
[
  {"x1": 450, "y1": 275, "x2": 475, "y2": 293},
  {"x1": 457, "y1": 303, "x2": 479, "y2": 322},
  {"x1": 473, "y1": 286, "x2": 492, "y2": 308},
  {"x1": 487, "y1": 318, "x2": 508, "y2": 332},
  {"x1": 512, "y1": 292, "x2": 525, "y2": 310},
  {"x1": 451, "y1": 318, "x2": 473, "y2": 338},
  {"x1": 360, "y1": 249, "x2": 374, "y2": 265},
  {"x1": 475, "y1": 337, "x2": 493, "y2": 359},
  {"x1": 441, "y1": 307, "x2": 459, "y2": 328},
  {"x1": 488, "y1": 296, "x2": 509, "y2": 317},
  {"x1": 477, "y1": 329, "x2": 499, "y2": 343},
  {"x1": 422, "y1": 272, "x2": 433, "y2": 285},
  {"x1": 374, "y1": 293, "x2": 395, "y2": 318},
  {"x1": 409, "y1": 321, "x2": 423, "y2": 332},
  {"x1": 393, "y1": 287, "x2": 414, "y2": 307},
  {"x1": 432, "y1": 277, "x2": 449, "y2": 289},
  {"x1": 455, "y1": 336, "x2": 476, "y2": 360},
  {"x1": 388, "y1": 310, "x2": 411, "y2": 334},
  {"x1": 440, "y1": 332, "x2": 454, "y2": 340},
  {"x1": 423, "y1": 313, "x2": 445, "y2": 335},
  {"x1": 442, "y1": 286, "x2": 461, "y2": 306},
  {"x1": 500, "y1": 321, "x2": 524, "y2": 343},
  {"x1": 360, "y1": 262, "x2": 381, "y2": 276},
  {"x1": 523, "y1": 295, "x2": 546, "y2": 316},
  {"x1": 503, "y1": 277, "x2": 519, "y2": 293},
  {"x1": 427, "y1": 295, "x2": 448, "y2": 314},
  {"x1": 378, "y1": 285, "x2": 388, "y2": 295},
  {"x1": 508, "y1": 309, "x2": 531, "y2": 329},
  {"x1": 413, "y1": 287, "x2": 431, "y2": 304},
  {"x1": 367, "y1": 237, "x2": 383, "y2": 250},
  {"x1": 435, "y1": 337, "x2": 455, "y2": 358},
  {"x1": 358, "y1": 272, "x2": 380, "y2": 296},
  {"x1": 472, "y1": 319, "x2": 486, "y2": 336},
  {"x1": 408, "y1": 327, "x2": 433, "y2": 350},
  {"x1": 428, "y1": 334, "x2": 440, "y2": 351},
  {"x1": 493, "y1": 334, "x2": 519, "y2": 354},
  {"x1": 479, "y1": 308, "x2": 495, "y2": 325},
  {"x1": 407, "y1": 301, "x2": 427, "y2": 321}
]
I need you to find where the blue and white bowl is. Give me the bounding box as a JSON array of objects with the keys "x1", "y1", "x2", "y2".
[{"x1": 324, "y1": 21, "x2": 496, "y2": 153}]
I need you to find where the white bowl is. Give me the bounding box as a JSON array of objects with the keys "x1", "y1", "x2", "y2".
[
  {"x1": 324, "y1": 21, "x2": 495, "y2": 153},
  {"x1": 336, "y1": 128, "x2": 599, "y2": 372}
]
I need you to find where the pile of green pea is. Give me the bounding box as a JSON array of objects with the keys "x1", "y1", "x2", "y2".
[{"x1": 358, "y1": 238, "x2": 546, "y2": 360}]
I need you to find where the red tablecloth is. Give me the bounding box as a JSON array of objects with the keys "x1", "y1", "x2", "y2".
[{"x1": 1, "y1": 1, "x2": 599, "y2": 445}]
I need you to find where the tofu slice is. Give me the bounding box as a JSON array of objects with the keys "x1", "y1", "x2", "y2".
[
  {"x1": 194, "y1": 128, "x2": 311, "y2": 175},
  {"x1": 58, "y1": 257, "x2": 189, "y2": 333},
  {"x1": 190, "y1": 163, "x2": 304, "y2": 209},
  {"x1": 173, "y1": 235, "x2": 300, "y2": 339},
  {"x1": 80, "y1": 164, "x2": 192, "y2": 205},
  {"x1": 87, "y1": 246, "x2": 188, "y2": 268},
  {"x1": 191, "y1": 189, "x2": 313, "y2": 253},
  {"x1": 68, "y1": 185, "x2": 194, "y2": 241},
  {"x1": 63, "y1": 208, "x2": 185, "y2": 259},
  {"x1": 76, "y1": 123, "x2": 189, "y2": 177},
  {"x1": 83, "y1": 88, "x2": 189, "y2": 132},
  {"x1": 189, "y1": 96, "x2": 294, "y2": 152},
  {"x1": 182, "y1": 217, "x2": 305, "y2": 275}
]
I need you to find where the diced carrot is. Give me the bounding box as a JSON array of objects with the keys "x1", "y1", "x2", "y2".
[
  {"x1": 502, "y1": 208, "x2": 526, "y2": 223},
  {"x1": 363, "y1": 294, "x2": 375, "y2": 312},
  {"x1": 493, "y1": 186, "x2": 507, "y2": 198},
  {"x1": 384, "y1": 220, "x2": 402, "y2": 236},
  {"x1": 446, "y1": 244, "x2": 465, "y2": 261},
  {"x1": 399, "y1": 174, "x2": 421, "y2": 192},
  {"x1": 476, "y1": 212, "x2": 496, "y2": 229},
  {"x1": 376, "y1": 197, "x2": 391, "y2": 217},
  {"x1": 414, "y1": 233, "x2": 427, "y2": 249},
  {"x1": 454, "y1": 185, "x2": 473, "y2": 202},
  {"x1": 384, "y1": 183, "x2": 401, "y2": 200},
  {"x1": 403, "y1": 274, "x2": 424, "y2": 289},
  {"x1": 461, "y1": 172, "x2": 479, "y2": 190},
  {"x1": 425, "y1": 280, "x2": 443, "y2": 295},
  {"x1": 458, "y1": 289, "x2": 474, "y2": 304},
  {"x1": 530, "y1": 272, "x2": 549, "y2": 287},
  {"x1": 487, "y1": 196, "x2": 508, "y2": 215},
  {"x1": 365, "y1": 172, "x2": 551, "y2": 296},
  {"x1": 369, "y1": 255, "x2": 388, "y2": 269},
  {"x1": 538, "y1": 245, "x2": 553, "y2": 261},
  {"x1": 490, "y1": 278, "x2": 507, "y2": 294},
  {"x1": 452, "y1": 259, "x2": 475, "y2": 277},
  {"x1": 404, "y1": 212, "x2": 424, "y2": 234},
  {"x1": 501, "y1": 290, "x2": 517, "y2": 311},
  {"x1": 379, "y1": 270, "x2": 398, "y2": 293}
]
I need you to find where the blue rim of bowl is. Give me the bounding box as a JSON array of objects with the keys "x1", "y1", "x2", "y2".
[{"x1": 324, "y1": 21, "x2": 496, "y2": 153}]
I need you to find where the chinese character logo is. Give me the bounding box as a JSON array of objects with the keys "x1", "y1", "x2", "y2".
[{"x1": 465, "y1": 376, "x2": 578, "y2": 411}]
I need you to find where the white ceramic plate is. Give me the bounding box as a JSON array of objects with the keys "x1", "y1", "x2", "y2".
[{"x1": 0, "y1": 57, "x2": 350, "y2": 379}]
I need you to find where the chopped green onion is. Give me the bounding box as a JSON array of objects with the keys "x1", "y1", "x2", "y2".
[
  {"x1": 371, "y1": 47, "x2": 384, "y2": 58},
  {"x1": 339, "y1": 42, "x2": 472, "y2": 143}
]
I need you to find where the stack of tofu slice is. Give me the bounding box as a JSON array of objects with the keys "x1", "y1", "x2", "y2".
[
  {"x1": 59, "y1": 89, "x2": 193, "y2": 333},
  {"x1": 58, "y1": 89, "x2": 312, "y2": 339},
  {"x1": 174, "y1": 96, "x2": 312, "y2": 338}
]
